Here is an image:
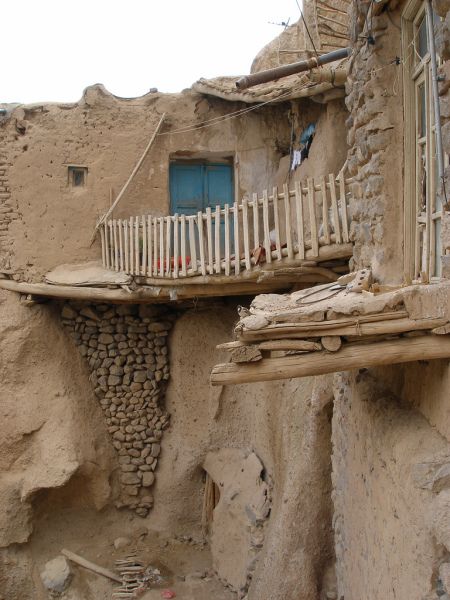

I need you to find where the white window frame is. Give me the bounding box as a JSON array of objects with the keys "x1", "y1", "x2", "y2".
[{"x1": 402, "y1": 0, "x2": 444, "y2": 281}]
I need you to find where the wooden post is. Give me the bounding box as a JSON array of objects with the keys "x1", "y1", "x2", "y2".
[
  {"x1": 242, "y1": 198, "x2": 251, "y2": 270},
  {"x1": 198, "y1": 210, "x2": 206, "y2": 276},
  {"x1": 103, "y1": 222, "x2": 110, "y2": 269},
  {"x1": 123, "y1": 220, "x2": 129, "y2": 273},
  {"x1": 329, "y1": 173, "x2": 342, "y2": 244},
  {"x1": 159, "y1": 217, "x2": 164, "y2": 277},
  {"x1": 109, "y1": 221, "x2": 114, "y2": 268},
  {"x1": 181, "y1": 214, "x2": 187, "y2": 276},
  {"x1": 252, "y1": 192, "x2": 260, "y2": 250},
  {"x1": 165, "y1": 216, "x2": 172, "y2": 276},
  {"x1": 262, "y1": 189, "x2": 272, "y2": 263},
  {"x1": 100, "y1": 224, "x2": 106, "y2": 268},
  {"x1": 135, "y1": 216, "x2": 140, "y2": 276},
  {"x1": 215, "y1": 205, "x2": 221, "y2": 274},
  {"x1": 129, "y1": 217, "x2": 134, "y2": 275},
  {"x1": 272, "y1": 186, "x2": 282, "y2": 261},
  {"x1": 188, "y1": 216, "x2": 197, "y2": 274},
  {"x1": 147, "y1": 215, "x2": 152, "y2": 277},
  {"x1": 206, "y1": 207, "x2": 214, "y2": 275},
  {"x1": 307, "y1": 178, "x2": 319, "y2": 257},
  {"x1": 173, "y1": 214, "x2": 179, "y2": 278},
  {"x1": 294, "y1": 181, "x2": 305, "y2": 259},
  {"x1": 321, "y1": 176, "x2": 331, "y2": 245},
  {"x1": 118, "y1": 219, "x2": 124, "y2": 271},
  {"x1": 339, "y1": 175, "x2": 349, "y2": 243},
  {"x1": 283, "y1": 183, "x2": 293, "y2": 259},
  {"x1": 224, "y1": 204, "x2": 231, "y2": 276},
  {"x1": 233, "y1": 201, "x2": 241, "y2": 274},
  {"x1": 142, "y1": 215, "x2": 147, "y2": 275},
  {"x1": 153, "y1": 217, "x2": 158, "y2": 276}
]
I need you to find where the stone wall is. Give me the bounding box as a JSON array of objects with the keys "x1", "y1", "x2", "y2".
[
  {"x1": 345, "y1": 3, "x2": 404, "y2": 283},
  {"x1": 61, "y1": 302, "x2": 174, "y2": 517}
]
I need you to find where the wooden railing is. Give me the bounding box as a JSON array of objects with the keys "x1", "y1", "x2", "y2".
[{"x1": 100, "y1": 173, "x2": 352, "y2": 279}]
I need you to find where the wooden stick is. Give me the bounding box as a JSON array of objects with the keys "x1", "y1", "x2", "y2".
[
  {"x1": 153, "y1": 217, "x2": 158, "y2": 276},
  {"x1": 294, "y1": 181, "x2": 305, "y2": 260},
  {"x1": 198, "y1": 211, "x2": 206, "y2": 276},
  {"x1": 224, "y1": 204, "x2": 231, "y2": 276},
  {"x1": 165, "y1": 216, "x2": 172, "y2": 276},
  {"x1": 123, "y1": 220, "x2": 129, "y2": 273},
  {"x1": 272, "y1": 186, "x2": 282, "y2": 261},
  {"x1": 113, "y1": 220, "x2": 118, "y2": 271},
  {"x1": 211, "y1": 336, "x2": 450, "y2": 386},
  {"x1": 95, "y1": 113, "x2": 165, "y2": 230},
  {"x1": 147, "y1": 215, "x2": 152, "y2": 277},
  {"x1": 61, "y1": 549, "x2": 122, "y2": 583},
  {"x1": 233, "y1": 202, "x2": 241, "y2": 275},
  {"x1": 181, "y1": 215, "x2": 187, "y2": 276},
  {"x1": 329, "y1": 173, "x2": 342, "y2": 244},
  {"x1": 283, "y1": 183, "x2": 294, "y2": 259},
  {"x1": 206, "y1": 207, "x2": 213, "y2": 275},
  {"x1": 252, "y1": 192, "x2": 260, "y2": 250},
  {"x1": 321, "y1": 176, "x2": 331, "y2": 245},
  {"x1": 258, "y1": 339, "x2": 322, "y2": 351},
  {"x1": 307, "y1": 178, "x2": 319, "y2": 257},
  {"x1": 118, "y1": 219, "x2": 124, "y2": 272},
  {"x1": 101, "y1": 223, "x2": 107, "y2": 268},
  {"x1": 159, "y1": 217, "x2": 164, "y2": 277},
  {"x1": 262, "y1": 189, "x2": 272, "y2": 263},
  {"x1": 129, "y1": 217, "x2": 134, "y2": 275},
  {"x1": 135, "y1": 216, "x2": 140, "y2": 276},
  {"x1": 141, "y1": 216, "x2": 147, "y2": 275},
  {"x1": 242, "y1": 198, "x2": 251, "y2": 270},
  {"x1": 173, "y1": 214, "x2": 179, "y2": 278},
  {"x1": 188, "y1": 216, "x2": 197, "y2": 274},
  {"x1": 339, "y1": 175, "x2": 349, "y2": 243},
  {"x1": 215, "y1": 205, "x2": 221, "y2": 274}
]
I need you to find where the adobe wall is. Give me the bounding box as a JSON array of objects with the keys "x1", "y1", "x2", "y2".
[{"x1": 0, "y1": 86, "x2": 290, "y2": 281}]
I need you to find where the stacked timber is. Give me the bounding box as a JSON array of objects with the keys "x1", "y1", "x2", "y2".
[{"x1": 211, "y1": 271, "x2": 450, "y2": 385}]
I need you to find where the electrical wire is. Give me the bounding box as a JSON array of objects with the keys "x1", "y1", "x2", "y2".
[{"x1": 295, "y1": 0, "x2": 320, "y2": 59}]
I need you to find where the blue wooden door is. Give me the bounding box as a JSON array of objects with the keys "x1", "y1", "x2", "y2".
[{"x1": 169, "y1": 163, "x2": 233, "y2": 256}]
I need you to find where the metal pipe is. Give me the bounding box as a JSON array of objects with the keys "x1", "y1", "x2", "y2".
[
  {"x1": 236, "y1": 47, "x2": 351, "y2": 90},
  {"x1": 426, "y1": 0, "x2": 445, "y2": 195}
]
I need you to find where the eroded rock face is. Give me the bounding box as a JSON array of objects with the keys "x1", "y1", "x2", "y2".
[{"x1": 61, "y1": 302, "x2": 174, "y2": 516}]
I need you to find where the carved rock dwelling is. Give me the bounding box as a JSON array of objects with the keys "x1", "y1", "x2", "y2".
[{"x1": 1, "y1": 1, "x2": 450, "y2": 599}]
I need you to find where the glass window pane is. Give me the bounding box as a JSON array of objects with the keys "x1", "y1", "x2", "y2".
[
  {"x1": 418, "y1": 83, "x2": 426, "y2": 138},
  {"x1": 418, "y1": 16, "x2": 428, "y2": 58}
]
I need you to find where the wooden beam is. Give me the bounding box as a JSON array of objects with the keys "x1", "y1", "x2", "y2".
[{"x1": 211, "y1": 336, "x2": 450, "y2": 386}]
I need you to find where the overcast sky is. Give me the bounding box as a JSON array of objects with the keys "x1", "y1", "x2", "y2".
[{"x1": 2, "y1": 0, "x2": 301, "y2": 104}]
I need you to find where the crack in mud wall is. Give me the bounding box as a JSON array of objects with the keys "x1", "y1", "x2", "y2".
[{"x1": 61, "y1": 302, "x2": 174, "y2": 517}]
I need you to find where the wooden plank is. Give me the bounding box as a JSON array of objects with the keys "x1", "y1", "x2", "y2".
[
  {"x1": 197, "y1": 210, "x2": 206, "y2": 276},
  {"x1": 258, "y1": 340, "x2": 322, "y2": 351},
  {"x1": 339, "y1": 175, "x2": 349, "y2": 243},
  {"x1": 211, "y1": 336, "x2": 450, "y2": 386},
  {"x1": 329, "y1": 173, "x2": 342, "y2": 244},
  {"x1": 135, "y1": 216, "x2": 140, "y2": 276},
  {"x1": 262, "y1": 189, "x2": 272, "y2": 264},
  {"x1": 233, "y1": 201, "x2": 241, "y2": 274},
  {"x1": 173, "y1": 214, "x2": 179, "y2": 278},
  {"x1": 141, "y1": 216, "x2": 147, "y2": 276},
  {"x1": 118, "y1": 219, "x2": 124, "y2": 271},
  {"x1": 283, "y1": 183, "x2": 294, "y2": 259},
  {"x1": 215, "y1": 205, "x2": 221, "y2": 274},
  {"x1": 294, "y1": 181, "x2": 305, "y2": 259},
  {"x1": 206, "y1": 207, "x2": 214, "y2": 275},
  {"x1": 321, "y1": 177, "x2": 331, "y2": 245},
  {"x1": 307, "y1": 178, "x2": 319, "y2": 257},
  {"x1": 159, "y1": 217, "x2": 164, "y2": 277},
  {"x1": 113, "y1": 220, "x2": 118, "y2": 271},
  {"x1": 242, "y1": 198, "x2": 251, "y2": 270},
  {"x1": 129, "y1": 217, "x2": 134, "y2": 275},
  {"x1": 123, "y1": 220, "x2": 129, "y2": 273},
  {"x1": 272, "y1": 186, "x2": 282, "y2": 261},
  {"x1": 224, "y1": 204, "x2": 231, "y2": 276},
  {"x1": 252, "y1": 192, "x2": 260, "y2": 249},
  {"x1": 165, "y1": 216, "x2": 171, "y2": 276},
  {"x1": 100, "y1": 224, "x2": 106, "y2": 268},
  {"x1": 188, "y1": 216, "x2": 197, "y2": 274},
  {"x1": 147, "y1": 215, "x2": 152, "y2": 277},
  {"x1": 153, "y1": 217, "x2": 158, "y2": 276},
  {"x1": 180, "y1": 214, "x2": 187, "y2": 276}
]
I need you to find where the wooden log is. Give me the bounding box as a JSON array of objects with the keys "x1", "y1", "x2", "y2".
[
  {"x1": 238, "y1": 316, "x2": 448, "y2": 342},
  {"x1": 321, "y1": 336, "x2": 342, "y2": 352},
  {"x1": 432, "y1": 323, "x2": 450, "y2": 335},
  {"x1": 61, "y1": 549, "x2": 122, "y2": 583},
  {"x1": 211, "y1": 336, "x2": 450, "y2": 386},
  {"x1": 258, "y1": 340, "x2": 322, "y2": 351},
  {"x1": 230, "y1": 345, "x2": 262, "y2": 363},
  {"x1": 216, "y1": 340, "x2": 245, "y2": 350}
]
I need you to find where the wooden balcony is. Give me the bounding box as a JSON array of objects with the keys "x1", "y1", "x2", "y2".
[{"x1": 99, "y1": 173, "x2": 354, "y2": 297}]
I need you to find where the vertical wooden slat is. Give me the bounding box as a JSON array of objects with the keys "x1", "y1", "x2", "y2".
[
  {"x1": 118, "y1": 219, "x2": 124, "y2": 271},
  {"x1": 242, "y1": 198, "x2": 251, "y2": 270},
  {"x1": 197, "y1": 211, "x2": 206, "y2": 276},
  {"x1": 104, "y1": 222, "x2": 110, "y2": 269},
  {"x1": 181, "y1": 214, "x2": 187, "y2": 276},
  {"x1": 142, "y1": 216, "x2": 147, "y2": 275},
  {"x1": 321, "y1": 177, "x2": 331, "y2": 245},
  {"x1": 224, "y1": 204, "x2": 231, "y2": 276},
  {"x1": 215, "y1": 205, "x2": 221, "y2": 274},
  {"x1": 113, "y1": 220, "x2": 118, "y2": 271},
  {"x1": 153, "y1": 218, "x2": 158, "y2": 276},
  {"x1": 262, "y1": 189, "x2": 272, "y2": 264},
  {"x1": 283, "y1": 183, "x2": 293, "y2": 259},
  {"x1": 188, "y1": 216, "x2": 197, "y2": 273},
  {"x1": 173, "y1": 214, "x2": 179, "y2": 278},
  {"x1": 272, "y1": 186, "x2": 282, "y2": 261},
  {"x1": 135, "y1": 216, "x2": 140, "y2": 276},
  {"x1": 339, "y1": 176, "x2": 349, "y2": 243},
  {"x1": 307, "y1": 178, "x2": 319, "y2": 257},
  {"x1": 100, "y1": 224, "x2": 106, "y2": 267},
  {"x1": 252, "y1": 192, "x2": 260, "y2": 250},
  {"x1": 329, "y1": 173, "x2": 342, "y2": 244},
  {"x1": 165, "y1": 216, "x2": 171, "y2": 277},
  {"x1": 129, "y1": 217, "x2": 134, "y2": 275},
  {"x1": 159, "y1": 217, "x2": 164, "y2": 277},
  {"x1": 124, "y1": 220, "x2": 129, "y2": 273},
  {"x1": 233, "y1": 201, "x2": 241, "y2": 274},
  {"x1": 206, "y1": 207, "x2": 213, "y2": 275},
  {"x1": 294, "y1": 182, "x2": 305, "y2": 259},
  {"x1": 147, "y1": 216, "x2": 152, "y2": 277},
  {"x1": 109, "y1": 221, "x2": 114, "y2": 268}
]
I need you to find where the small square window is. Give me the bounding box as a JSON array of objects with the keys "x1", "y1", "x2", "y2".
[{"x1": 68, "y1": 166, "x2": 87, "y2": 187}]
